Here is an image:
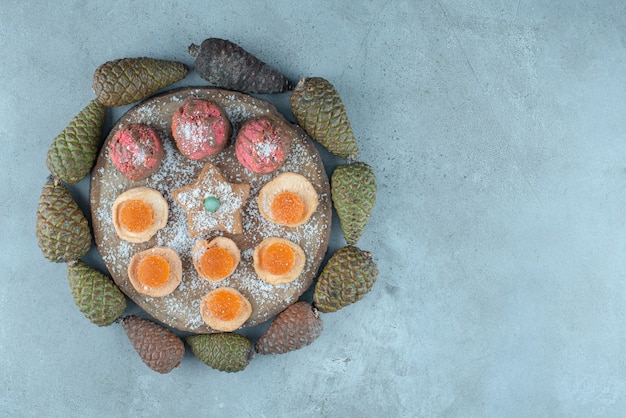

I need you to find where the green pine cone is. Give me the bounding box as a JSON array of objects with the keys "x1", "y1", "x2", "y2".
[
  {"x1": 331, "y1": 162, "x2": 376, "y2": 245},
  {"x1": 187, "y1": 333, "x2": 254, "y2": 372},
  {"x1": 290, "y1": 77, "x2": 359, "y2": 161},
  {"x1": 36, "y1": 177, "x2": 91, "y2": 263},
  {"x1": 67, "y1": 261, "x2": 126, "y2": 327},
  {"x1": 313, "y1": 246, "x2": 378, "y2": 313},
  {"x1": 93, "y1": 57, "x2": 188, "y2": 107},
  {"x1": 46, "y1": 99, "x2": 106, "y2": 184}
]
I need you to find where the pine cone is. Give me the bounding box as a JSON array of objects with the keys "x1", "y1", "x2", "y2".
[
  {"x1": 36, "y1": 177, "x2": 91, "y2": 263},
  {"x1": 46, "y1": 99, "x2": 106, "y2": 184},
  {"x1": 93, "y1": 57, "x2": 188, "y2": 106},
  {"x1": 120, "y1": 315, "x2": 185, "y2": 374},
  {"x1": 187, "y1": 333, "x2": 254, "y2": 372},
  {"x1": 313, "y1": 246, "x2": 378, "y2": 313},
  {"x1": 290, "y1": 77, "x2": 359, "y2": 161},
  {"x1": 67, "y1": 261, "x2": 126, "y2": 326},
  {"x1": 331, "y1": 162, "x2": 377, "y2": 245},
  {"x1": 189, "y1": 38, "x2": 291, "y2": 93},
  {"x1": 255, "y1": 301, "x2": 323, "y2": 354}
]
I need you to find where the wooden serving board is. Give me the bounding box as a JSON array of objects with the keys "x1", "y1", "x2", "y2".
[{"x1": 90, "y1": 87, "x2": 331, "y2": 333}]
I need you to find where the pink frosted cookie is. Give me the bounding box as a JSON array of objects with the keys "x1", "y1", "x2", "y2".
[
  {"x1": 171, "y1": 98, "x2": 232, "y2": 160},
  {"x1": 235, "y1": 116, "x2": 291, "y2": 173},
  {"x1": 108, "y1": 123, "x2": 164, "y2": 181}
]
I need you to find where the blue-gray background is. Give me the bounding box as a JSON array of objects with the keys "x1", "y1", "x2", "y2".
[{"x1": 2, "y1": 1, "x2": 625, "y2": 416}]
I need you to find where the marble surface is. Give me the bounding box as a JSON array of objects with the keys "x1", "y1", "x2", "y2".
[{"x1": 2, "y1": 1, "x2": 626, "y2": 416}]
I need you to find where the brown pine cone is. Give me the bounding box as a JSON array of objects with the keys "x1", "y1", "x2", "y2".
[
  {"x1": 119, "y1": 315, "x2": 185, "y2": 373},
  {"x1": 255, "y1": 301, "x2": 323, "y2": 354}
]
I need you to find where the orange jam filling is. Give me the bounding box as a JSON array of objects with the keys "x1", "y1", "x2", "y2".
[
  {"x1": 136, "y1": 254, "x2": 170, "y2": 288},
  {"x1": 119, "y1": 199, "x2": 154, "y2": 232},
  {"x1": 200, "y1": 247, "x2": 235, "y2": 280},
  {"x1": 270, "y1": 191, "x2": 305, "y2": 225},
  {"x1": 205, "y1": 289, "x2": 243, "y2": 321},
  {"x1": 260, "y1": 243, "x2": 295, "y2": 276}
]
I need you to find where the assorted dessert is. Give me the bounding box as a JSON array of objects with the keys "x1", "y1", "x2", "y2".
[
  {"x1": 127, "y1": 247, "x2": 182, "y2": 298},
  {"x1": 253, "y1": 237, "x2": 306, "y2": 285},
  {"x1": 192, "y1": 236, "x2": 241, "y2": 282},
  {"x1": 111, "y1": 186, "x2": 168, "y2": 243},
  {"x1": 108, "y1": 124, "x2": 165, "y2": 180},
  {"x1": 257, "y1": 172, "x2": 319, "y2": 227},
  {"x1": 171, "y1": 161, "x2": 251, "y2": 237},
  {"x1": 171, "y1": 97, "x2": 232, "y2": 160},
  {"x1": 36, "y1": 38, "x2": 378, "y2": 374},
  {"x1": 235, "y1": 116, "x2": 292, "y2": 173},
  {"x1": 200, "y1": 287, "x2": 253, "y2": 332}
]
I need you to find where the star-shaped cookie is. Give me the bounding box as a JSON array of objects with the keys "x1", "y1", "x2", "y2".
[{"x1": 172, "y1": 162, "x2": 250, "y2": 237}]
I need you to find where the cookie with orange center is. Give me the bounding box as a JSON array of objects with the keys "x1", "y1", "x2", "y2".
[
  {"x1": 108, "y1": 123, "x2": 165, "y2": 180},
  {"x1": 172, "y1": 162, "x2": 250, "y2": 237},
  {"x1": 253, "y1": 237, "x2": 306, "y2": 285},
  {"x1": 127, "y1": 247, "x2": 182, "y2": 297},
  {"x1": 111, "y1": 187, "x2": 168, "y2": 243},
  {"x1": 257, "y1": 172, "x2": 318, "y2": 227},
  {"x1": 171, "y1": 98, "x2": 232, "y2": 160},
  {"x1": 200, "y1": 287, "x2": 252, "y2": 332},
  {"x1": 192, "y1": 236, "x2": 241, "y2": 282}
]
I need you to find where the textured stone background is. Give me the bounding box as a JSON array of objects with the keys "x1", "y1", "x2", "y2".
[{"x1": 2, "y1": 1, "x2": 626, "y2": 416}]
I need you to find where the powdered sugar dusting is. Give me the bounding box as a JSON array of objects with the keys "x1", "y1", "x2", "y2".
[{"x1": 256, "y1": 138, "x2": 280, "y2": 159}]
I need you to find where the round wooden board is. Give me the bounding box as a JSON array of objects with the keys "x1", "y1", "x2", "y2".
[{"x1": 90, "y1": 87, "x2": 332, "y2": 333}]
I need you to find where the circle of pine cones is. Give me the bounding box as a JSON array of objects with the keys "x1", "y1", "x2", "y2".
[{"x1": 36, "y1": 38, "x2": 379, "y2": 373}]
